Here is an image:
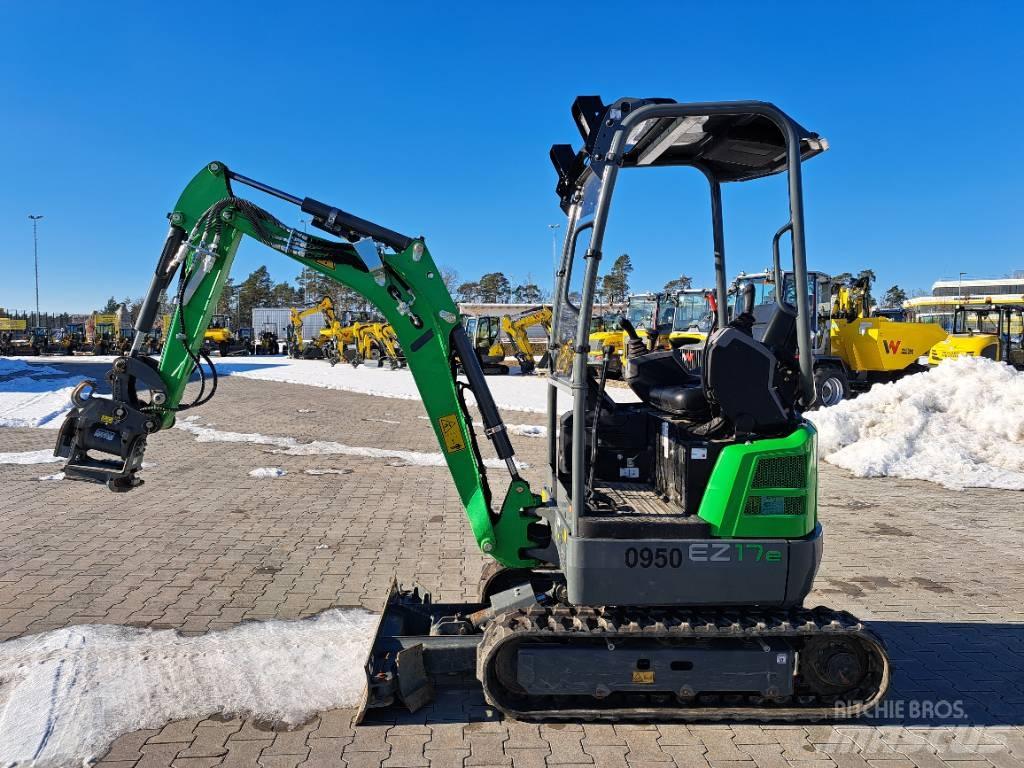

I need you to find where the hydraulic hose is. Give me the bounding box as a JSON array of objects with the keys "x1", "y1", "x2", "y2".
[{"x1": 450, "y1": 324, "x2": 518, "y2": 477}]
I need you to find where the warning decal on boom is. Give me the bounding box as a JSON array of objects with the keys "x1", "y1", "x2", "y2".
[{"x1": 438, "y1": 414, "x2": 466, "y2": 453}]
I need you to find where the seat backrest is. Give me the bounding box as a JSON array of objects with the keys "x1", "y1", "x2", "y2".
[
  {"x1": 704, "y1": 327, "x2": 794, "y2": 434},
  {"x1": 750, "y1": 301, "x2": 798, "y2": 355}
]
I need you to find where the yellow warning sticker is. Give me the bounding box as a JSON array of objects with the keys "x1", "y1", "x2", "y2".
[
  {"x1": 438, "y1": 414, "x2": 466, "y2": 453},
  {"x1": 632, "y1": 670, "x2": 655, "y2": 684}
]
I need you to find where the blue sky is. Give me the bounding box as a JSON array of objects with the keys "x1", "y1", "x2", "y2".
[{"x1": 1, "y1": 2, "x2": 1021, "y2": 313}]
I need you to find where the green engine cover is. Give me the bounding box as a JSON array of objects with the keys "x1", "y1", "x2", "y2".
[{"x1": 697, "y1": 425, "x2": 818, "y2": 539}]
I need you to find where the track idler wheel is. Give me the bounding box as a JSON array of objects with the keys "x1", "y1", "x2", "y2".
[{"x1": 799, "y1": 636, "x2": 869, "y2": 696}]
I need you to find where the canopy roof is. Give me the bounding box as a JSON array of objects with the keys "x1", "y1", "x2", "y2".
[{"x1": 550, "y1": 96, "x2": 828, "y2": 211}]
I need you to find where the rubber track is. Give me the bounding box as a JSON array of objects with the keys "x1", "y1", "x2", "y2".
[{"x1": 477, "y1": 603, "x2": 890, "y2": 722}]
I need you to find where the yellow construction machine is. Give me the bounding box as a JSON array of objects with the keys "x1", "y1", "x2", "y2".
[
  {"x1": 462, "y1": 314, "x2": 507, "y2": 373},
  {"x1": 588, "y1": 292, "x2": 675, "y2": 377},
  {"x1": 501, "y1": 305, "x2": 552, "y2": 374},
  {"x1": 350, "y1": 320, "x2": 405, "y2": 369},
  {"x1": 88, "y1": 312, "x2": 119, "y2": 355},
  {"x1": 732, "y1": 268, "x2": 947, "y2": 405},
  {"x1": 288, "y1": 298, "x2": 336, "y2": 359},
  {"x1": 928, "y1": 301, "x2": 1024, "y2": 367},
  {"x1": 667, "y1": 289, "x2": 715, "y2": 348},
  {"x1": 202, "y1": 314, "x2": 254, "y2": 356}
]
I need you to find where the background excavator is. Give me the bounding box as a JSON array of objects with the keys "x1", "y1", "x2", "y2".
[
  {"x1": 53, "y1": 96, "x2": 889, "y2": 723},
  {"x1": 350, "y1": 320, "x2": 405, "y2": 369},
  {"x1": 501, "y1": 305, "x2": 552, "y2": 374},
  {"x1": 462, "y1": 314, "x2": 508, "y2": 373},
  {"x1": 288, "y1": 298, "x2": 336, "y2": 359}
]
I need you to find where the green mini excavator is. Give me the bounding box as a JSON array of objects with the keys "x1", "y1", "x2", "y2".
[{"x1": 54, "y1": 96, "x2": 889, "y2": 722}]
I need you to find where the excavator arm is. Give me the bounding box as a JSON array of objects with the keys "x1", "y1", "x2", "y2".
[{"x1": 53, "y1": 162, "x2": 545, "y2": 567}]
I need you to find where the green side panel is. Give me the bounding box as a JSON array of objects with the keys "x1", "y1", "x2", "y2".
[
  {"x1": 697, "y1": 425, "x2": 817, "y2": 539},
  {"x1": 153, "y1": 162, "x2": 538, "y2": 568}
]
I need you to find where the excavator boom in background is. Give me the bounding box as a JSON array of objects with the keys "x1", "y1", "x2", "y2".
[
  {"x1": 288, "y1": 297, "x2": 337, "y2": 360},
  {"x1": 501, "y1": 305, "x2": 552, "y2": 374},
  {"x1": 53, "y1": 96, "x2": 889, "y2": 722}
]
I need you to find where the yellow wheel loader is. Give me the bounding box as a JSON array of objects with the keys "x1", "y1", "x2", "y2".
[
  {"x1": 928, "y1": 303, "x2": 1024, "y2": 367},
  {"x1": 87, "y1": 312, "x2": 119, "y2": 355},
  {"x1": 202, "y1": 313, "x2": 252, "y2": 356}
]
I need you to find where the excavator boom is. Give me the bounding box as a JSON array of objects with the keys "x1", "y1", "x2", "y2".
[{"x1": 53, "y1": 162, "x2": 544, "y2": 568}]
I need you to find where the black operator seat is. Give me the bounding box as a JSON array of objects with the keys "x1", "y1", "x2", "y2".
[
  {"x1": 623, "y1": 320, "x2": 710, "y2": 421},
  {"x1": 703, "y1": 284, "x2": 799, "y2": 434}
]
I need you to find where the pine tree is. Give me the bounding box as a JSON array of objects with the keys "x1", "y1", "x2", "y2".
[
  {"x1": 478, "y1": 272, "x2": 512, "y2": 303},
  {"x1": 663, "y1": 274, "x2": 692, "y2": 293},
  {"x1": 882, "y1": 285, "x2": 908, "y2": 307},
  {"x1": 601, "y1": 254, "x2": 633, "y2": 304}
]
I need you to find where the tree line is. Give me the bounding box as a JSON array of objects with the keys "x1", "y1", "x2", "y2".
[{"x1": 8, "y1": 258, "x2": 914, "y2": 332}]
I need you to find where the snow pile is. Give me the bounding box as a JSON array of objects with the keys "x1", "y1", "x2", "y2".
[
  {"x1": 176, "y1": 419, "x2": 526, "y2": 469},
  {"x1": 0, "y1": 610, "x2": 376, "y2": 768},
  {"x1": 38, "y1": 472, "x2": 65, "y2": 482},
  {"x1": 0, "y1": 449, "x2": 63, "y2": 465},
  {"x1": 249, "y1": 467, "x2": 287, "y2": 478},
  {"x1": 807, "y1": 357, "x2": 1024, "y2": 490},
  {"x1": 0, "y1": 359, "x2": 80, "y2": 429}
]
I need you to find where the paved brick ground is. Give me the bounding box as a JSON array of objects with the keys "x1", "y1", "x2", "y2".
[{"x1": 1, "y1": 359, "x2": 1022, "y2": 767}]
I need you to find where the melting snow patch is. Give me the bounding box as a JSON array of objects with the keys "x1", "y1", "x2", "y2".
[
  {"x1": 807, "y1": 357, "x2": 1024, "y2": 490},
  {"x1": 249, "y1": 467, "x2": 287, "y2": 478},
  {"x1": 0, "y1": 449, "x2": 63, "y2": 465},
  {"x1": 0, "y1": 359, "x2": 80, "y2": 429},
  {"x1": 417, "y1": 416, "x2": 546, "y2": 438},
  {"x1": 176, "y1": 420, "x2": 526, "y2": 469},
  {"x1": 0, "y1": 609, "x2": 377, "y2": 768}
]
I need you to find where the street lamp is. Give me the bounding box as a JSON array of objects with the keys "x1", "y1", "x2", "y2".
[
  {"x1": 28, "y1": 215, "x2": 43, "y2": 327},
  {"x1": 548, "y1": 224, "x2": 565, "y2": 299},
  {"x1": 298, "y1": 215, "x2": 310, "y2": 304},
  {"x1": 547, "y1": 222, "x2": 561, "y2": 274}
]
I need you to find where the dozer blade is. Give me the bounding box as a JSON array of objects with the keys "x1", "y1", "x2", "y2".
[{"x1": 356, "y1": 579, "x2": 487, "y2": 724}]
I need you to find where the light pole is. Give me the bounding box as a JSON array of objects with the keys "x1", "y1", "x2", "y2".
[
  {"x1": 546, "y1": 223, "x2": 562, "y2": 309},
  {"x1": 298, "y1": 216, "x2": 310, "y2": 304},
  {"x1": 28, "y1": 215, "x2": 43, "y2": 327},
  {"x1": 547, "y1": 223, "x2": 561, "y2": 281},
  {"x1": 959, "y1": 271, "x2": 967, "y2": 299}
]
